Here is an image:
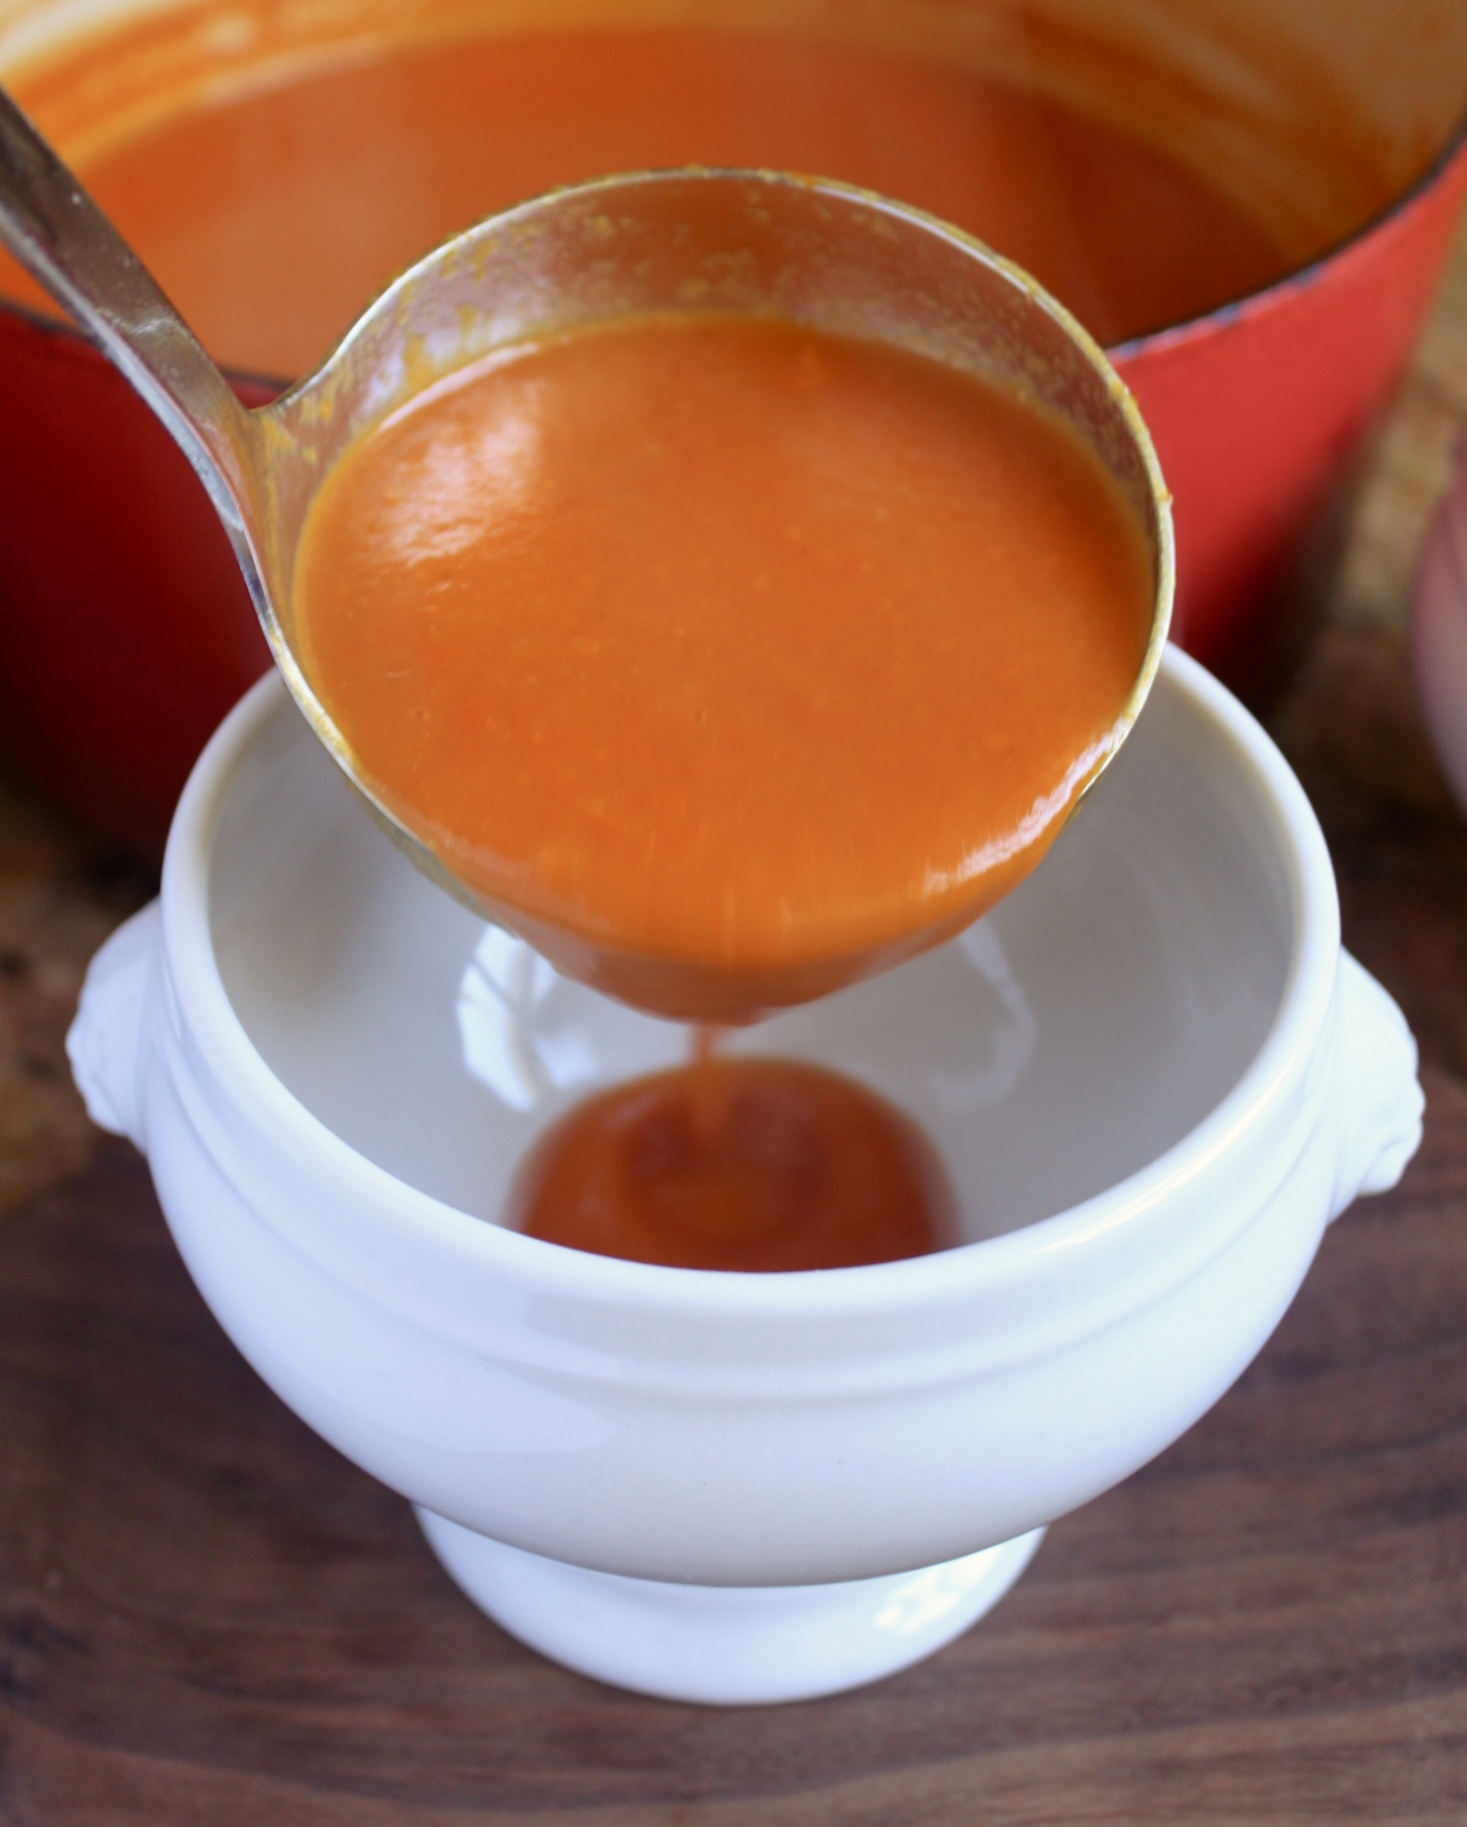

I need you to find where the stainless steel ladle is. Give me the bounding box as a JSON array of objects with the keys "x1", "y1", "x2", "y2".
[{"x1": 0, "y1": 85, "x2": 1173, "y2": 1019}]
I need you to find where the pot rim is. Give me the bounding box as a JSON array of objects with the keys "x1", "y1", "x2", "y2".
[
  {"x1": 156, "y1": 643, "x2": 1342, "y2": 1316},
  {"x1": 3, "y1": 85, "x2": 1463, "y2": 381}
]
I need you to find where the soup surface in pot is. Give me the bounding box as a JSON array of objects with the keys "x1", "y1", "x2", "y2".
[{"x1": 0, "y1": 14, "x2": 1294, "y2": 371}]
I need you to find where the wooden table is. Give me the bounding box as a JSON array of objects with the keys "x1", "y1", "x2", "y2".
[{"x1": 5, "y1": 241, "x2": 1467, "y2": 1826}]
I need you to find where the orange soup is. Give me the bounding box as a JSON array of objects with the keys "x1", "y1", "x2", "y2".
[
  {"x1": 512, "y1": 1052, "x2": 957, "y2": 1272},
  {"x1": 1, "y1": 17, "x2": 1293, "y2": 373},
  {"x1": 293, "y1": 311, "x2": 1153, "y2": 1020}
]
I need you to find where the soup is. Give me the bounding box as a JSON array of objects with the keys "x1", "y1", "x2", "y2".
[
  {"x1": 288, "y1": 296, "x2": 1147, "y2": 1271},
  {"x1": 292, "y1": 309, "x2": 1153, "y2": 1021},
  {"x1": 511, "y1": 1050, "x2": 957, "y2": 1271}
]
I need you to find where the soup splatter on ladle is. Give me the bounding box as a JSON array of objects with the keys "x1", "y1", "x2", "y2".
[{"x1": 0, "y1": 87, "x2": 1172, "y2": 1022}]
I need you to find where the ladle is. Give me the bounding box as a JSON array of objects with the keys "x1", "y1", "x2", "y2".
[{"x1": 0, "y1": 86, "x2": 1173, "y2": 1021}]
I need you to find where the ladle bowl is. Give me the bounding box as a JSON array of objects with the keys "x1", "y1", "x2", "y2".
[{"x1": 0, "y1": 92, "x2": 1172, "y2": 1017}]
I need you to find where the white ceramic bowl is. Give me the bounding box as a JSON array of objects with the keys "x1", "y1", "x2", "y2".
[{"x1": 68, "y1": 647, "x2": 1422, "y2": 1706}]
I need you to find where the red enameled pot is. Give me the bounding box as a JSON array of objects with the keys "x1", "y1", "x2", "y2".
[
  {"x1": 1119, "y1": 138, "x2": 1467, "y2": 698},
  {"x1": 1, "y1": 0, "x2": 1465, "y2": 854}
]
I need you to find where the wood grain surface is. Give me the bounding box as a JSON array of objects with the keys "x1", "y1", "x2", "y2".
[{"x1": 5, "y1": 233, "x2": 1467, "y2": 1827}]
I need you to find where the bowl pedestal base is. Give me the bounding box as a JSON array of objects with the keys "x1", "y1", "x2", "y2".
[{"x1": 415, "y1": 1507, "x2": 1046, "y2": 1704}]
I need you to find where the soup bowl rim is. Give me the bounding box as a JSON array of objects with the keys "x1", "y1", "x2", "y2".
[{"x1": 154, "y1": 642, "x2": 1341, "y2": 1319}]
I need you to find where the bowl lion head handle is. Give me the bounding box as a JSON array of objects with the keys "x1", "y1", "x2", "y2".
[
  {"x1": 1329, "y1": 950, "x2": 1425, "y2": 1221},
  {"x1": 66, "y1": 900, "x2": 161, "y2": 1152}
]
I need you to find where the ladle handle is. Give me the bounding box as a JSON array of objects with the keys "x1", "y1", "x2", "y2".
[{"x1": 0, "y1": 84, "x2": 255, "y2": 519}]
